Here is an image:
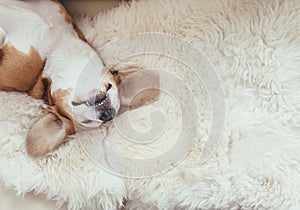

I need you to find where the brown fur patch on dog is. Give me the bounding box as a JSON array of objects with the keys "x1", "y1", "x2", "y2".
[
  {"x1": 52, "y1": 89, "x2": 74, "y2": 121},
  {"x1": 0, "y1": 44, "x2": 44, "y2": 92},
  {"x1": 51, "y1": 0, "x2": 73, "y2": 24},
  {"x1": 72, "y1": 23, "x2": 87, "y2": 42}
]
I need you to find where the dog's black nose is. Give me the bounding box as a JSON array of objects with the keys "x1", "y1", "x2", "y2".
[
  {"x1": 99, "y1": 107, "x2": 116, "y2": 122},
  {"x1": 93, "y1": 92, "x2": 116, "y2": 122}
]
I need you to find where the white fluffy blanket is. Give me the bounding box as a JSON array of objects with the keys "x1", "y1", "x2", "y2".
[{"x1": 1, "y1": 0, "x2": 300, "y2": 209}]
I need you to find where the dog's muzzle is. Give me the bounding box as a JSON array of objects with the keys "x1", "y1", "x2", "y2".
[
  {"x1": 91, "y1": 91, "x2": 116, "y2": 122},
  {"x1": 72, "y1": 91, "x2": 116, "y2": 123},
  {"x1": 98, "y1": 106, "x2": 116, "y2": 122}
]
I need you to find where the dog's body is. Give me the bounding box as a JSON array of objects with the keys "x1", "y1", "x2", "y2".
[{"x1": 0, "y1": 0, "x2": 159, "y2": 158}]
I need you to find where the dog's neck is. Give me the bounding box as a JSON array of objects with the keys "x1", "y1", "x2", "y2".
[
  {"x1": 43, "y1": 36, "x2": 105, "y2": 95},
  {"x1": 46, "y1": 36, "x2": 93, "y2": 72}
]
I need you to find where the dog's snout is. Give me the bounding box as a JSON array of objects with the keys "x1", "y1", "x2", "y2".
[
  {"x1": 99, "y1": 107, "x2": 116, "y2": 122},
  {"x1": 93, "y1": 92, "x2": 116, "y2": 122}
]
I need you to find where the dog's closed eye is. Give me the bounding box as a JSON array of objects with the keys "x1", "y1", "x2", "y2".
[
  {"x1": 71, "y1": 101, "x2": 85, "y2": 106},
  {"x1": 82, "y1": 119, "x2": 92, "y2": 124}
]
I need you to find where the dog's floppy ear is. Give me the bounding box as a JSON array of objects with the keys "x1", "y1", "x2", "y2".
[
  {"x1": 112, "y1": 68, "x2": 160, "y2": 114},
  {"x1": 26, "y1": 105, "x2": 75, "y2": 158}
]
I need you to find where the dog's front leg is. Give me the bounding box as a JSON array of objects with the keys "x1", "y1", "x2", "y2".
[{"x1": 0, "y1": 27, "x2": 5, "y2": 59}]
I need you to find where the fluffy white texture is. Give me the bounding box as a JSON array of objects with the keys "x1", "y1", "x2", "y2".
[
  {"x1": 1, "y1": 0, "x2": 300, "y2": 209},
  {"x1": 0, "y1": 93, "x2": 126, "y2": 210}
]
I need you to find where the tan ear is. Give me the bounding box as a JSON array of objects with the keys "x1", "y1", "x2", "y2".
[
  {"x1": 26, "y1": 106, "x2": 75, "y2": 158},
  {"x1": 115, "y1": 69, "x2": 160, "y2": 114}
]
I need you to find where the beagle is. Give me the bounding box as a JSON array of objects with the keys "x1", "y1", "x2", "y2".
[{"x1": 0, "y1": 0, "x2": 159, "y2": 158}]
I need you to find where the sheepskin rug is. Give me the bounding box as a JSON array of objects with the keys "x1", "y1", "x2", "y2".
[{"x1": 1, "y1": 0, "x2": 300, "y2": 209}]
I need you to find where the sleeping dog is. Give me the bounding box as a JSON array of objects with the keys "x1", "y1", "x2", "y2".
[{"x1": 0, "y1": 0, "x2": 159, "y2": 158}]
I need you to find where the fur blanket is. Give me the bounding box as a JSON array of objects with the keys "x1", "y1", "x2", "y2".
[{"x1": 1, "y1": 0, "x2": 300, "y2": 209}]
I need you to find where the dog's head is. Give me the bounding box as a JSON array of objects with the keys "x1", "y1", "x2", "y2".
[
  {"x1": 71, "y1": 66, "x2": 160, "y2": 129},
  {"x1": 69, "y1": 65, "x2": 120, "y2": 129},
  {"x1": 26, "y1": 52, "x2": 159, "y2": 158}
]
